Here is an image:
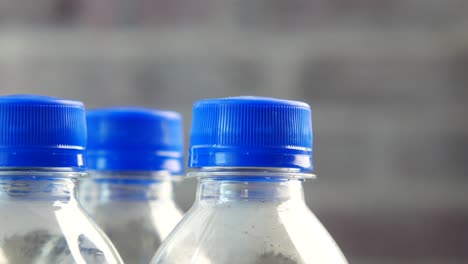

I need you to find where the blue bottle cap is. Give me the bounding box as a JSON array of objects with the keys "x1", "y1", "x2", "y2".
[
  {"x1": 86, "y1": 107, "x2": 184, "y2": 173},
  {"x1": 189, "y1": 96, "x2": 313, "y2": 172},
  {"x1": 0, "y1": 94, "x2": 86, "y2": 169}
]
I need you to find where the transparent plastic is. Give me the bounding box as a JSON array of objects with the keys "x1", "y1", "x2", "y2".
[
  {"x1": 151, "y1": 169, "x2": 348, "y2": 264},
  {"x1": 0, "y1": 170, "x2": 123, "y2": 264},
  {"x1": 79, "y1": 172, "x2": 183, "y2": 264}
]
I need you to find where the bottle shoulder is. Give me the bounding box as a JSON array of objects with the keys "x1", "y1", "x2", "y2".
[
  {"x1": 87, "y1": 200, "x2": 183, "y2": 264},
  {"x1": 152, "y1": 201, "x2": 347, "y2": 264},
  {"x1": 0, "y1": 201, "x2": 123, "y2": 264}
]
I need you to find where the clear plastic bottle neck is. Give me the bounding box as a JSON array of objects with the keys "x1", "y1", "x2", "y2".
[
  {"x1": 188, "y1": 167, "x2": 315, "y2": 180},
  {"x1": 0, "y1": 168, "x2": 84, "y2": 201},
  {"x1": 89, "y1": 171, "x2": 175, "y2": 201},
  {"x1": 192, "y1": 168, "x2": 311, "y2": 203}
]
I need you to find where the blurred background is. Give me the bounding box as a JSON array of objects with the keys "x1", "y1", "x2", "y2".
[{"x1": 0, "y1": 0, "x2": 467, "y2": 263}]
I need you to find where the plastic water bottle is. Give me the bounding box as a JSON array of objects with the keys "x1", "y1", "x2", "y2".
[
  {"x1": 0, "y1": 95, "x2": 123, "y2": 263},
  {"x1": 151, "y1": 96, "x2": 348, "y2": 264},
  {"x1": 79, "y1": 107, "x2": 184, "y2": 264}
]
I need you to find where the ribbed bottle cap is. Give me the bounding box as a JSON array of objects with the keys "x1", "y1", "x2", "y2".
[
  {"x1": 0, "y1": 94, "x2": 86, "y2": 169},
  {"x1": 86, "y1": 107, "x2": 184, "y2": 173},
  {"x1": 189, "y1": 96, "x2": 313, "y2": 172}
]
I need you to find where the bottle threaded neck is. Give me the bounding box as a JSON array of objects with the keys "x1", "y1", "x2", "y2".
[{"x1": 197, "y1": 177, "x2": 305, "y2": 203}]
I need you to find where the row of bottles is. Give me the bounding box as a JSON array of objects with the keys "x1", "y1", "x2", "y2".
[{"x1": 0, "y1": 94, "x2": 347, "y2": 263}]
